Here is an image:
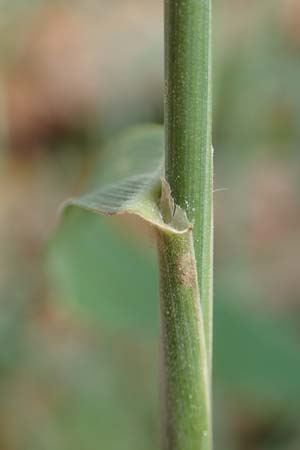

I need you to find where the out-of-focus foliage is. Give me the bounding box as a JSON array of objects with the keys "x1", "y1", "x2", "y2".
[
  {"x1": 49, "y1": 149, "x2": 300, "y2": 450},
  {"x1": 0, "y1": 1, "x2": 300, "y2": 449}
]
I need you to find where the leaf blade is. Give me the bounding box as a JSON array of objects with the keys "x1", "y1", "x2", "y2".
[{"x1": 62, "y1": 126, "x2": 190, "y2": 234}]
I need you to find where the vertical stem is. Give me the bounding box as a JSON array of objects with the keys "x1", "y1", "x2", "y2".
[
  {"x1": 164, "y1": 0, "x2": 213, "y2": 364},
  {"x1": 161, "y1": 0, "x2": 214, "y2": 448}
]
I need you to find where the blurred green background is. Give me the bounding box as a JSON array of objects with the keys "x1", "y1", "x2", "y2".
[{"x1": 0, "y1": 1, "x2": 300, "y2": 449}]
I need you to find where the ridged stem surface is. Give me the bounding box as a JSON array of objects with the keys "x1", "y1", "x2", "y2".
[
  {"x1": 161, "y1": 0, "x2": 214, "y2": 448},
  {"x1": 164, "y1": 0, "x2": 213, "y2": 363}
]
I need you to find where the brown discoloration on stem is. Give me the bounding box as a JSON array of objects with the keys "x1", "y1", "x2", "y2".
[{"x1": 177, "y1": 250, "x2": 198, "y2": 288}]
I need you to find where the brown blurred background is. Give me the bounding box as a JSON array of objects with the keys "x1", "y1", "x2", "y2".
[{"x1": 0, "y1": 1, "x2": 300, "y2": 449}]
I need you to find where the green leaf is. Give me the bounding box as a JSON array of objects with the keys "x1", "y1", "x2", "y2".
[
  {"x1": 62, "y1": 125, "x2": 189, "y2": 235},
  {"x1": 64, "y1": 174, "x2": 189, "y2": 235},
  {"x1": 48, "y1": 211, "x2": 159, "y2": 335},
  {"x1": 214, "y1": 288, "x2": 300, "y2": 410},
  {"x1": 87, "y1": 124, "x2": 165, "y2": 188}
]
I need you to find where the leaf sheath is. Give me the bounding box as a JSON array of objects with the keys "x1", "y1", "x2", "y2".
[{"x1": 157, "y1": 229, "x2": 212, "y2": 450}]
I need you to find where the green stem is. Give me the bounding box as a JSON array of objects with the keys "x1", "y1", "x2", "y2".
[
  {"x1": 160, "y1": 0, "x2": 214, "y2": 448},
  {"x1": 157, "y1": 230, "x2": 212, "y2": 450},
  {"x1": 164, "y1": 0, "x2": 213, "y2": 363}
]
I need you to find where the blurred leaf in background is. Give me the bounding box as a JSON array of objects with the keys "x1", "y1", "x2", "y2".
[
  {"x1": 0, "y1": 1, "x2": 300, "y2": 450},
  {"x1": 48, "y1": 125, "x2": 300, "y2": 449}
]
